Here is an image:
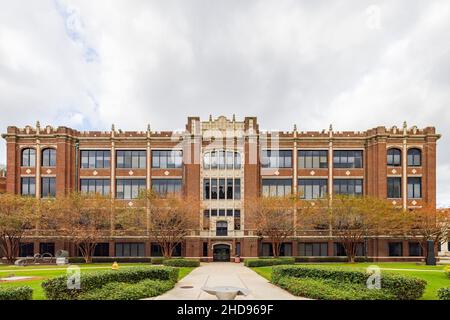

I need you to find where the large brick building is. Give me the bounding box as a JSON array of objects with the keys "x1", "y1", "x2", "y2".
[{"x1": 1, "y1": 116, "x2": 442, "y2": 261}]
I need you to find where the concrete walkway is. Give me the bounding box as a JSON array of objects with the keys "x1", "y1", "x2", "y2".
[{"x1": 152, "y1": 262, "x2": 306, "y2": 300}]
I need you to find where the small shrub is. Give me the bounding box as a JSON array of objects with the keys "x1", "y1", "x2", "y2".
[
  {"x1": 244, "y1": 257, "x2": 295, "y2": 267},
  {"x1": 78, "y1": 279, "x2": 175, "y2": 300},
  {"x1": 0, "y1": 286, "x2": 33, "y2": 300},
  {"x1": 444, "y1": 266, "x2": 450, "y2": 279},
  {"x1": 272, "y1": 265, "x2": 426, "y2": 300},
  {"x1": 276, "y1": 277, "x2": 395, "y2": 300},
  {"x1": 151, "y1": 257, "x2": 165, "y2": 265},
  {"x1": 42, "y1": 266, "x2": 179, "y2": 300},
  {"x1": 437, "y1": 287, "x2": 450, "y2": 300},
  {"x1": 163, "y1": 258, "x2": 200, "y2": 267}
]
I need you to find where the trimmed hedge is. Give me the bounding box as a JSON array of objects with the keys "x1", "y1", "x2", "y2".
[
  {"x1": 78, "y1": 279, "x2": 175, "y2": 300},
  {"x1": 244, "y1": 258, "x2": 295, "y2": 267},
  {"x1": 68, "y1": 257, "x2": 152, "y2": 264},
  {"x1": 444, "y1": 266, "x2": 450, "y2": 279},
  {"x1": 276, "y1": 277, "x2": 395, "y2": 300},
  {"x1": 163, "y1": 258, "x2": 200, "y2": 267},
  {"x1": 151, "y1": 257, "x2": 165, "y2": 265},
  {"x1": 437, "y1": 287, "x2": 450, "y2": 300},
  {"x1": 0, "y1": 286, "x2": 33, "y2": 300},
  {"x1": 42, "y1": 266, "x2": 179, "y2": 300},
  {"x1": 272, "y1": 265, "x2": 426, "y2": 300}
]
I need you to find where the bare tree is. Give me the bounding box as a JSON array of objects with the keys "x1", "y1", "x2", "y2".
[{"x1": 0, "y1": 194, "x2": 36, "y2": 263}]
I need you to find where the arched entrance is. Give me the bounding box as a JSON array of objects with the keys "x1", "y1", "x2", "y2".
[{"x1": 213, "y1": 244, "x2": 231, "y2": 262}]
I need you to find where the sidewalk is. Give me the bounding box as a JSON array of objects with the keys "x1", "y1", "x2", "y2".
[{"x1": 151, "y1": 262, "x2": 307, "y2": 300}]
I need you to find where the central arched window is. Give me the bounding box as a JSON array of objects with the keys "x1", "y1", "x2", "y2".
[
  {"x1": 203, "y1": 150, "x2": 241, "y2": 170},
  {"x1": 42, "y1": 148, "x2": 56, "y2": 167},
  {"x1": 408, "y1": 148, "x2": 421, "y2": 167},
  {"x1": 21, "y1": 148, "x2": 36, "y2": 167},
  {"x1": 387, "y1": 148, "x2": 401, "y2": 166}
]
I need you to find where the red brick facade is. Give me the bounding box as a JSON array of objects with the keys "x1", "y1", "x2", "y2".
[{"x1": 1, "y1": 117, "x2": 441, "y2": 261}]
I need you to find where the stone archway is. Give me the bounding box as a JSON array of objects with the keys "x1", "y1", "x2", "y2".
[{"x1": 212, "y1": 243, "x2": 231, "y2": 262}]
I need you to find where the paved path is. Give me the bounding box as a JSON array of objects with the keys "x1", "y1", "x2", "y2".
[{"x1": 152, "y1": 262, "x2": 306, "y2": 300}]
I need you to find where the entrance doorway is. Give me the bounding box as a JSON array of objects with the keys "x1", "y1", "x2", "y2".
[{"x1": 213, "y1": 244, "x2": 231, "y2": 262}]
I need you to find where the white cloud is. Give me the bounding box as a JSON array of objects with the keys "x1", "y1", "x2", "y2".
[{"x1": 0, "y1": 0, "x2": 449, "y2": 204}]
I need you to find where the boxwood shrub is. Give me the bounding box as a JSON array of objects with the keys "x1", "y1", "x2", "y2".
[
  {"x1": 276, "y1": 277, "x2": 395, "y2": 300},
  {"x1": 78, "y1": 279, "x2": 175, "y2": 300},
  {"x1": 42, "y1": 266, "x2": 179, "y2": 300},
  {"x1": 244, "y1": 257, "x2": 295, "y2": 267},
  {"x1": 437, "y1": 287, "x2": 450, "y2": 300},
  {"x1": 151, "y1": 257, "x2": 165, "y2": 265},
  {"x1": 163, "y1": 258, "x2": 200, "y2": 267},
  {"x1": 272, "y1": 265, "x2": 426, "y2": 300},
  {"x1": 0, "y1": 286, "x2": 33, "y2": 300}
]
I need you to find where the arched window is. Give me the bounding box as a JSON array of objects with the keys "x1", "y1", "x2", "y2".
[
  {"x1": 203, "y1": 150, "x2": 241, "y2": 170},
  {"x1": 21, "y1": 148, "x2": 36, "y2": 167},
  {"x1": 42, "y1": 148, "x2": 56, "y2": 167},
  {"x1": 387, "y1": 148, "x2": 401, "y2": 166},
  {"x1": 407, "y1": 148, "x2": 421, "y2": 167}
]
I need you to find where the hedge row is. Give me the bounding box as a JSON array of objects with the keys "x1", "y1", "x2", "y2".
[
  {"x1": 244, "y1": 258, "x2": 295, "y2": 267},
  {"x1": 78, "y1": 279, "x2": 175, "y2": 300},
  {"x1": 68, "y1": 257, "x2": 152, "y2": 264},
  {"x1": 276, "y1": 277, "x2": 395, "y2": 300},
  {"x1": 272, "y1": 265, "x2": 426, "y2": 300},
  {"x1": 437, "y1": 287, "x2": 450, "y2": 300},
  {"x1": 42, "y1": 266, "x2": 179, "y2": 300},
  {"x1": 0, "y1": 286, "x2": 33, "y2": 300},
  {"x1": 163, "y1": 258, "x2": 200, "y2": 267},
  {"x1": 151, "y1": 257, "x2": 165, "y2": 265},
  {"x1": 444, "y1": 266, "x2": 450, "y2": 279}
]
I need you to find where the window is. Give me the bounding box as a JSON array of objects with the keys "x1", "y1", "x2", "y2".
[
  {"x1": 203, "y1": 151, "x2": 241, "y2": 170},
  {"x1": 409, "y1": 242, "x2": 422, "y2": 257},
  {"x1": 21, "y1": 148, "x2": 35, "y2": 167},
  {"x1": 333, "y1": 150, "x2": 363, "y2": 168},
  {"x1": 19, "y1": 243, "x2": 34, "y2": 257},
  {"x1": 41, "y1": 177, "x2": 56, "y2": 197},
  {"x1": 151, "y1": 179, "x2": 182, "y2": 196},
  {"x1": 42, "y1": 148, "x2": 56, "y2": 167},
  {"x1": 80, "y1": 150, "x2": 111, "y2": 168},
  {"x1": 408, "y1": 177, "x2": 422, "y2": 199},
  {"x1": 280, "y1": 243, "x2": 292, "y2": 256},
  {"x1": 115, "y1": 243, "x2": 145, "y2": 257},
  {"x1": 236, "y1": 242, "x2": 241, "y2": 256},
  {"x1": 387, "y1": 177, "x2": 402, "y2": 198},
  {"x1": 387, "y1": 148, "x2": 401, "y2": 166},
  {"x1": 80, "y1": 179, "x2": 110, "y2": 196},
  {"x1": 388, "y1": 242, "x2": 403, "y2": 256},
  {"x1": 262, "y1": 243, "x2": 273, "y2": 256},
  {"x1": 234, "y1": 178, "x2": 241, "y2": 200},
  {"x1": 408, "y1": 148, "x2": 421, "y2": 166},
  {"x1": 116, "y1": 179, "x2": 146, "y2": 199},
  {"x1": 203, "y1": 242, "x2": 208, "y2": 257},
  {"x1": 262, "y1": 179, "x2": 292, "y2": 197},
  {"x1": 116, "y1": 150, "x2": 146, "y2": 169},
  {"x1": 227, "y1": 179, "x2": 233, "y2": 199},
  {"x1": 216, "y1": 221, "x2": 228, "y2": 236},
  {"x1": 334, "y1": 242, "x2": 364, "y2": 256},
  {"x1": 298, "y1": 243, "x2": 328, "y2": 256},
  {"x1": 298, "y1": 150, "x2": 328, "y2": 168},
  {"x1": 298, "y1": 179, "x2": 327, "y2": 199},
  {"x1": 39, "y1": 242, "x2": 55, "y2": 256},
  {"x1": 204, "y1": 178, "x2": 240, "y2": 200},
  {"x1": 21, "y1": 177, "x2": 35, "y2": 196},
  {"x1": 261, "y1": 150, "x2": 292, "y2": 168},
  {"x1": 219, "y1": 178, "x2": 225, "y2": 199},
  {"x1": 152, "y1": 150, "x2": 182, "y2": 168},
  {"x1": 333, "y1": 179, "x2": 363, "y2": 196},
  {"x1": 93, "y1": 243, "x2": 109, "y2": 257},
  {"x1": 204, "y1": 179, "x2": 210, "y2": 199}
]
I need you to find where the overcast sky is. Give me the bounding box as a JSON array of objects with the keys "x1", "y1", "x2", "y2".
[{"x1": 0, "y1": 0, "x2": 449, "y2": 205}]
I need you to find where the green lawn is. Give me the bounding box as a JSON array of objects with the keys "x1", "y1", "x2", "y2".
[
  {"x1": 0, "y1": 263, "x2": 195, "y2": 300},
  {"x1": 252, "y1": 262, "x2": 450, "y2": 300}
]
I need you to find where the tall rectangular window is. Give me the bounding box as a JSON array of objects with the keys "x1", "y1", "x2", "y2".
[
  {"x1": 219, "y1": 178, "x2": 226, "y2": 199},
  {"x1": 333, "y1": 150, "x2": 363, "y2": 168},
  {"x1": 211, "y1": 179, "x2": 218, "y2": 199},
  {"x1": 387, "y1": 177, "x2": 402, "y2": 198},
  {"x1": 116, "y1": 179, "x2": 146, "y2": 199},
  {"x1": 21, "y1": 149, "x2": 35, "y2": 167},
  {"x1": 41, "y1": 177, "x2": 56, "y2": 198},
  {"x1": 261, "y1": 150, "x2": 292, "y2": 168},
  {"x1": 408, "y1": 177, "x2": 422, "y2": 199},
  {"x1": 116, "y1": 150, "x2": 146, "y2": 169},
  {"x1": 298, "y1": 150, "x2": 328, "y2": 169},
  {"x1": 262, "y1": 179, "x2": 292, "y2": 197},
  {"x1": 204, "y1": 179, "x2": 210, "y2": 200},
  {"x1": 21, "y1": 177, "x2": 35, "y2": 196},
  {"x1": 226, "y1": 179, "x2": 233, "y2": 199},
  {"x1": 298, "y1": 179, "x2": 327, "y2": 199},
  {"x1": 151, "y1": 179, "x2": 182, "y2": 196},
  {"x1": 80, "y1": 179, "x2": 110, "y2": 196},
  {"x1": 333, "y1": 179, "x2": 363, "y2": 196},
  {"x1": 234, "y1": 178, "x2": 241, "y2": 200},
  {"x1": 388, "y1": 242, "x2": 403, "y2": 256},
  {"x1": 152, "y1": 150, "x2": 183, "y2": 168},
  {"x1": 80, "y1": 150, "x2": 111, "y2": 168}
]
